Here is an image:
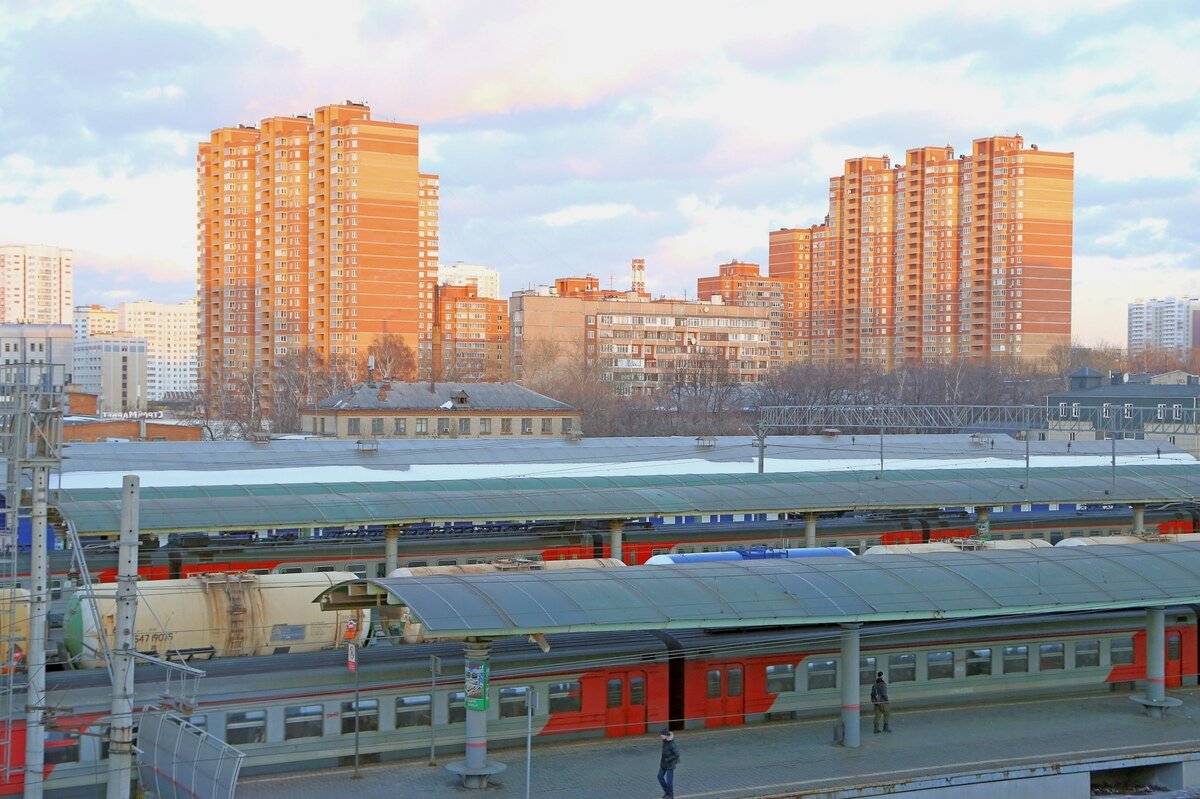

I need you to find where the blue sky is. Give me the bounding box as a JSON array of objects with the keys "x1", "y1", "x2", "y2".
[{"x1": 1, "y1": 0, "x2": 1198, "y2": 346}]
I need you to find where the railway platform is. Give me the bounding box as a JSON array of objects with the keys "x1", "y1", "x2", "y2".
[{"x1": 234, "y1": 686, "x2": 1200, "y2": 798}]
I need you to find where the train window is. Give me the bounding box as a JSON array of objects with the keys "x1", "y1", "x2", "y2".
[
  {"x1": 888, "y1": 653, "x2": 916, "y2": 683},
  {"x1": 315, "y1": 565, "x2": 336, "y2": 573},
  {"x1": 607, "y1": 679, "x2": 623, "y2": 708},
  {"x1": 437, "y1": 560, "x2": 457, "y2": 567},
  {"x1": 1169, "y1": 635, "x2": 1182, "y2": 662},
  {"x1": 859, "y1": 657, "x2": 877, "y2": 686},
  {"x1": 805, "y1": 659, "x2": 837, "y2": 690},
  {"x1": 549, "y1": 681, "x2": 582, "y2": 712},
  {"x1": 50, "y1": 579, "x2": 62, "y2": 600},
  {"x1": 630, "y1": 676, "x2": 645, "y2": 706},
  {"x1": 249, "y1": 568, "x2": 270, "y2": 576},
  {"x1": 1039, "y1": 643, "x2": 1065, "y2": 671},
  {"x1": 44, "y1": 731, "x2": 80, "y2": 765},
  {"x1": 448, "y1": 692, "x2": 466, "y2": 724},
  {"x1": 1111, "y1": 638, "x2": 1135, "y2": 665},
  {"x1": 407, "y1": 561, "x2": 428, "y2": 568},
  {"x1": 1075, "y1": 641, "x2": 1100, "y2": 668},
  {"x1": 225, "y1": 710, "x2": 267, "y2": 745},
  {"x1": 1003, "y1": 645, "x2": 1029, "y2": 674},
  {"x1": 348, "y1": 564, "x2": 367, "y2": 577},
  {"x1": 651, "y1": 549, "x2": 668, "y2": 556},
  {"x1": 765, "y1": 664, "x2": 796, "y2": 693},
  {"x1": 707, "y1": 670, "x2": 722, "y2": 698},
  {"x1": 467, "y1": 559, "x2": 484, "y2": 565},
  {"x1": 676, "y1": 547, "x2": 694, "y2": 554},
  {"x1": 396, "y1": 695, "x2": 432, "y2": 728},
  {"x1": 342, "y1": 699, "x2": 379, "y2": 734},
  {"x1": 927, "y1": 651, "x2": 954, "y2": 680},
  {"x1": 285, "y1": 704, "x2": 325, "y2": 740},
  {"x1": 499, "y1": 687, "x2": 529, "y2": 718},
  {"x1": 728, "y1": 667, "x2": 743, "y2": 697},
  {"x1": 966, "y1": 648, "x2": 992, "y2": 677},
  {"x1": 281, "y1": 567, "x2": 302, "y2": 575},
  {"x1": 376, "y1": 564, "x2": 388, "y2": 578}
]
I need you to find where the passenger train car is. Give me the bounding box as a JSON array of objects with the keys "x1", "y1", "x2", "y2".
[
  {"x1": 9, "y1": 605, "x2": 1197, "y2": 796},
  {"x1": 31, "y1": 504, "x2": 1200, "y2": 591}
]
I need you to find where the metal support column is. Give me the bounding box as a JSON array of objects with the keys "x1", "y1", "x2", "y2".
[
  {"x1": 839, "y1": 624, "x2": 861, "y2": 748},
  {"x1": 805, "y1": 513, "x2": 817, "y2": 549},
  {"x1": 976, "y1": 506, "x2": 991, "y2": 539},
  {"x1": 609, "y1": 520, "x2": 623, "y2": 564},
  {"x1": 106, "y1": 476, "x2": 140, "y2": 799},
  {"x1": 1133, "y1": 504, "x2": 1146, "y2": 536},
  {"x1": 446, "y1": 639, "x2": 506, "y2": 788},
  {"x1": 384, "y1": 526, "x2": 399, "y2": 575},
  {"x1": 1132, "y1": 607, "x2": 1180, "y2": 717},
  {"x1": 24, "y1": 464, "x2": 49, "y2": 799}
]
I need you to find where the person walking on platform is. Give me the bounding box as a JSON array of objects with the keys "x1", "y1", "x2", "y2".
[
  {"x1": 657, "y1": 728, "x2": 679, "y2": 798},
  {"x1": 871, "y1": 672, "x2": 891, "y2": 733}
]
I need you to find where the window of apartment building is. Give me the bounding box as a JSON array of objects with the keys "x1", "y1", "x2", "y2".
[
  {"x1": 521, "y1": 418, "x2": 533, "y2": 434},
  {"x1": 458, "y1": 418, "x2": 470, "y2": 435},
  {"x1": 479, "y1": 418, "x2": 492, "y2": 434},
  {"x1": 370, "y1": 418, "x2": 384, "y2": 436},
  {"x1": 541, "y1": 418, "x2": 552, "y2": 434},
  {"x1": 347, "y1": 418, "x2": 361, "y2": 435},
  {"x1": 560, "y1": 418, "x2": 572, "y2": 434},
  {"x1": 437, "y1": 418, "x2": 450, "y2": 434},
  {"x1": 415, "y1": 418, "x2": 428, "y2": 435},
  {"x1": 501, "y1": 418, "x2": 512, "y2": 435},
  {"x1": 393, "y1": 418, "x2": 406, "y2": 435}
]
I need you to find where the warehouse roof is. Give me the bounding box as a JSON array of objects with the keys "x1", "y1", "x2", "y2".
[
  {"x1": 53, "y1": 463, "x2": 1200, "y2": 535},
  {"x1": 52, "y1": 433, "x2": 1188, "y2": 487},
  {"x1": 316, "y1": 542, "x2": 1200, "y2": 635}
]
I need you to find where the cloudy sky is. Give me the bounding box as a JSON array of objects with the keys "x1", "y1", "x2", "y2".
[{"x1": 2, "y1": 0, "x2": 1198, "y2": 346}]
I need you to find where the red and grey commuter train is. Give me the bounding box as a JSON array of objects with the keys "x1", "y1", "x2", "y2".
[
  {"x1": 10, "y1": 602, "x2": 1197, "y2": 796},
  {"x1": 36, "y1": 504, "x2": 1200, "y2": 591}
]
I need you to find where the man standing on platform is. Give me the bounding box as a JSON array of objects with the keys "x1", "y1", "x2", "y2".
[
  {"x1": 657, "y1": 728, "x2": 679, "y2": 798},
  {"x1": 872, "y1": 672, "x2": 892, "y2": 733}
]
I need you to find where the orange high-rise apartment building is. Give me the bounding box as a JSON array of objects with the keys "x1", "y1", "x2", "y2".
[
  {"x1": 431, "y1": 283, "x2": 509, "y2": 381},
  {"x1": 198, "y1": 102, "x2": 439, "y2": 405},
  {"x1": 764, "y1": 134, "x2": 1073, "y2": 367},
  {"x1": 696, "y1": 261, "x2": 787, "y2": 369}
]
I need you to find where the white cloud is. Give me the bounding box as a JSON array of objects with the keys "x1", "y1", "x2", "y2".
[
  {"x1": 1, "y1": 0, "x2": 1197, "y2": 352},
  {"x1": 537, "y1": 203, "x2": 637, "y2": 227}
]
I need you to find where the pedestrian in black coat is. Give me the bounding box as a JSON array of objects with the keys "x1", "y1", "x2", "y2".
[
  {"x1": 657, "y1": 728, "x2": 679, "y2": 798},
  {"x1": 871, "y1": 672, "x2": 891, "y2": 733}
]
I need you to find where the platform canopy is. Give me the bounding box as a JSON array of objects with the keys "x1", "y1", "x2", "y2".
[
  {"x1": 52, "y1": 463, "x2": 1200, "y2": 536},
  {"x1": 316, "y1": 542, "x2": 1200, "y2": 637}
]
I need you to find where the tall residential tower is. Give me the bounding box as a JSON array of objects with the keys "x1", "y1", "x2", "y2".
[
  {"x1": 198, "y1": 102, "x2": 438, "y2": 405},
  {"x1": 762, "y1": 134, "x2": 1073, "y2": 367}
]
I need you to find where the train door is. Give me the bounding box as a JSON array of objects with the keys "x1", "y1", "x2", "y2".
[
  {"x1": 1167, "y1": 632, "x2": 1183, "y2": 688},
  {"x1": 702, "y1": 663, "x2": 745, "y2": 728},
  {"x1": 604, "y1": 670, "x2": 647, "y2": 737}
]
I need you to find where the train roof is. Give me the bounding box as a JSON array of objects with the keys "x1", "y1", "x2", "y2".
[
  {"x1": 53, "y1": 463, "x2": 1200, "y2": 536},
  {"x1": 318, "y1": 542, "x2": 1200, "y2": 637}
]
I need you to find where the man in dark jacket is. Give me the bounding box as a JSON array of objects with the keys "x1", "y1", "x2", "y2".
[
  {"x1": 871, "y1": 672, "x2": 891, "y2": 733},
  {"x1": 657, "y1": 728, "x2": 679, "y2": 798}
]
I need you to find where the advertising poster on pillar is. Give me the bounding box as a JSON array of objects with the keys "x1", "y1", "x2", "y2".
[{"x1": 465, "y1": 658, "x2": 489, "y2": 711}]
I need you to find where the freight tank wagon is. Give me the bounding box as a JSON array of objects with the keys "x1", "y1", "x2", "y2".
[{"x1": 61, "y1": 572, "x2": 365, "y2": 669}]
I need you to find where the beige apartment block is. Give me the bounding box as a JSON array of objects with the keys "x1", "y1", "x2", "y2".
[{"x1": 510, "y1": 286, "x2": 772, "y2": 394}]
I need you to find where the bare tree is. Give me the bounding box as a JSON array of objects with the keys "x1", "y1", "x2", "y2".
[{"x1": 363, "y1": 334, "x2": 417, "y2": 381}]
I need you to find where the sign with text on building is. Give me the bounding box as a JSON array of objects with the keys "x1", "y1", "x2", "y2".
[{"x1": 464, "y1": 658, "x2": 489, "y2": 711}]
